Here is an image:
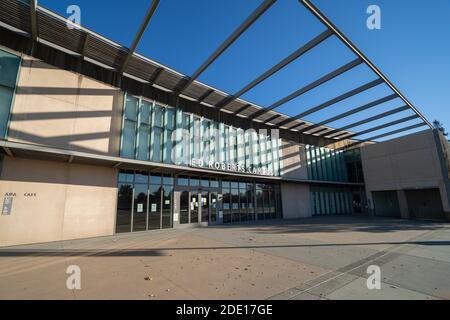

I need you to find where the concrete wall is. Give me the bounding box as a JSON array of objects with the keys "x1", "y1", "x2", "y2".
[
  {"x1": 0, "y1": 157, "x2": 118, "y2": 247},
  {"x1": 361, "y1": 129, "x2": 450, "y2": 218},
  {"x1": 280, "y1": 140, "x2": 308, "y2": 180},
  {"x1": 281, "y1": 183, "x2": 312, "y2": 219},
  {"x1": 7, "y1": 56, "x2": 123, "y2": 156}
]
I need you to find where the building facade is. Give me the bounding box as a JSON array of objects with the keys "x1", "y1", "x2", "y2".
[{"x1": 0, "y1": 45, "x2": 448, "y2": 247}]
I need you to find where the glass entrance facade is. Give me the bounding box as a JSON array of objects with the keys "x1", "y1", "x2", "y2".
[
  {"x1": 116, "y1": 170, "x2": 283, "y2": 233},
  {"x1": 120, "y1": 94, "x2": 283, "y2": 177},
  {"x1": 116, "y1": 170, "x2": 174, "y2": 233}
]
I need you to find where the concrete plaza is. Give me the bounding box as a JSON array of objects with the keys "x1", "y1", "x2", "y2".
[{"x1": 0, "y1": 216, "x2": 449, "y2": 300}]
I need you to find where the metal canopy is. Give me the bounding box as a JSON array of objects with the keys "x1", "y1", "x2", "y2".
[{"x1": 0, "y1": 0, "x2": 432, "y2": 150}]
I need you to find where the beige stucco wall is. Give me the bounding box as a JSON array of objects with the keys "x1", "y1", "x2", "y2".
[
  {"x1": 361, "y1": 129, "x2": 450, "y2": 214},
  {"x1": 7, "y1": 56, "x2": 123, "y2": 156},
  {"x1": 280, "y1": 140, "x2": 308, "y2": 180},
  {"x1": 281, "y1": 183, "x2": 312, "y2": 219},
  {"x1": 0, "y1": 157, "x2": 118, "y2": 247}
]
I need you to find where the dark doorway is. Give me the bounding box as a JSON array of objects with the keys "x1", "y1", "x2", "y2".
[
  {"x1": 405, "y1": 189, "x2": 445, "y2": 220},
  {"x1": 372, "y1": 191, "x2": 401, "y2": 218}
]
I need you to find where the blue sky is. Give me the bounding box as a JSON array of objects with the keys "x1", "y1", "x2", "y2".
[{"x1": 38, "y1": 0, "x2": 450, "y2": 141}]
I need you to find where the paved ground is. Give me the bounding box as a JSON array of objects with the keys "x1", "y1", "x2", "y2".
[{"x1": 0, "y1": 216, "x2": 449, "y2": 300}]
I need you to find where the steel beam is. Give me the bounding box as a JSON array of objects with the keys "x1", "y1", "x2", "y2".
[
  {"x1": 252, "y1": 58, "x2": 363, "y2": 121},
  {"x1": 173, "y1": 0, "x2": 277, "y2": 95},
  {"x1": 120, "y1": 0, "x2": 160, "y2": 74},
  {"x1": 277, "y1": 78, "x2": 383, "y2": 128},
  {"x1": 298, "y1": 0, "x2": 432, "y2": 129},
  {"x1": 197, "y1": 89, "x2": 215, "y2": 104},
  {"x1": 334, "y1": 115, "x2": 420, "y2": 141},
  {"x1": 340, "y1": 123, "x2": 428, "y2": 150},
  {"x1": 216, "y1": 29, "x2": 334, "y2": 110},
  {"x1": 30, "y1": 0, "x2": 38, "y2": 41},
  {"x1": 323, "y1": 105, "x2": 409, "y2": 138},
  {"x1": 297, "y1": 93, "x2": 398, "y2": 133}
]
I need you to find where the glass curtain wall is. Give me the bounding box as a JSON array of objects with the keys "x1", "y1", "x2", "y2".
[
  {"x1": 121, "y1": 94, "x2": 283, "y2": 176},
  {"x1": 221, "y1": 180, "x2": 282, "y2": 224},
  {"x1": 310, "y1": 186, "x2": 354, "y2": 216},
  {"x1": 116, "y1": 170, "x2": 173, "y2": 233},
  {"x1": 0, "y1": 49, "x2": 20, "y2": 139}
]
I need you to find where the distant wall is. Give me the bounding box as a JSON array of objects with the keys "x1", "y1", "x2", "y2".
[{"x1": 361, "y1": 129, "x2": 450, "y2": 219}]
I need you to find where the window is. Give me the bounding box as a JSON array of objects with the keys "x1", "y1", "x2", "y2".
[
  {"x1": 120, "y1": 93, "x2": 283, "y2": 177},
  {"x1": 121, "y1": 96, "x2": 139, "y2": 158},
  {"x1": 0, "y1": 49, "x2": 20, "y2": 138}
]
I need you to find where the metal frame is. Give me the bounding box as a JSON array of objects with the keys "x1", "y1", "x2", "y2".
[
  {"x1": 299, "y1": 94, "x2": 398, "y2": 134},
  {"x1": 323, "y1": 105, "x2": 410, "y2": 138},
  {"x1": 173, "y1": 0, "x2": 277, "y2": 95},
  {"x1": 250, "y1": 58, "x2": 363, "y2": 120},
  {"x1": 276, "y1": 78, "x2": 384, "y2": 128},
  {"x1": 215, "y1": 29, "x2": 333, "y2": 110},
  {"x1": 30, "y1": 0, "x2": 38, "y2": 41},
  {"x1": 120, "y1": 0, "x2": 160, "y2": 74},
  {"x1": 334, "y1": 114, "x2": 420, "y2": 141},
  {"x1": 298, "y1": 0, "x2": 432, "y2": 129},
  {"x1": 0, "y1": 0, "x2": 432, "y2": 148},
  {"x1": 341, "y1": 123, "x2": 428, "y2": 150}
]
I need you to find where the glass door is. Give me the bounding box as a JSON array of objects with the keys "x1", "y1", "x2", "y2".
[
  {"x1": 162, "y1": 186, "x2": 173, "y2": 229},
  {"x1": 201, "y1": 192, "x2": 209, "y2": 223},
  {"x1": 210, "y1": 192, "x2": 218, "y2": 223},
  {"x1": 132, "y1": 184, "x2": 148, "y2": 232},
  {"x1": 148, "y1": 184, "x2": 161, "y2": 230},
  {"x1": 190, "y1": 193, "x2": 199, "y2": 223},
  {"x1": 180, "y1": 191, "x2": 190, "y2": 224}
]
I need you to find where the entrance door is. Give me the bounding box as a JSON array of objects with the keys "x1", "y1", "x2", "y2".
[
  {"x1": 210, "y1": 192, "x2": 218, "y2": 223},
  {"x1": 190, "y1": 193, "x2": 199, "y2": 223},
  {"x1": 180, "y1": 191, "x2": 189, "y2": 224},
  {"x1": 201, "y1": 192, "x2": 209, "y2": 223}
]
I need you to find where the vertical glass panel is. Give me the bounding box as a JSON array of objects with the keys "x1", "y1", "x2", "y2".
[
  {"x1": 272, "y1": 138, "x2": 280, "y2": 177},
  {"x1": 229, "y1": 128, "x2": 237, "y2": 163},
  {"x1": 0, "y1": 49, "x2": 21, "y2": 88},
  {"x1": 148, "y1": 184, "x2": 162, "y2": 230},
  {"x1": 163, "y1": 129, "x2": 173, "y2": 164},
  {"x1": 165, "y1": 108, "x2": 175, "y2": 130},
  {"x1": 124, "y1": 96, "x2": 139, "y2": 121},
  {"x1": 240, "y1": 186, "x2": 248, "y2": 222},
  {"x1": 252, "y1": 131, "x2": 260, "y2": 168},
  {"x1": 260, "y1": 135, "x2": 267, "y2": 170},
  {"x1": 137, "y1": 124, "x2": 150, "y2": 161},
  {"x1": 201, "y1": 191, "x2": 209, "y2": 223},
  {"x1": 247, "y1": 183, "x2": 255, "y2": 221},
  {"x1": 237, "y1": 129, "x2": 245, "y2": 167},
  {"x1": 121, "y1": 120, "x2": 137, "y2": 158},
  {"x1": 222, "y1": 185, "x2": 231, "y2": 223},
  {"x1": 231, "y1": 188, "x2": 240, "y2": 223},
  {"x1": 140, "y1": 100, "x2": 152, "y2": 124},
  {"x1": 256, "y1": 184, "x2": 264, "y2": 220},
  {"x1": 162, "y1": 185, "x2": 173, "y2": 229},
  {"x1": 210, "y1": 192, "x2": 218, "y2": 223},
  {"x1": 202, "y1": 120, "x2": 210, "y2": 163},
  {"x1": 0, "y1": 86, "x2": 14, "y2": 138},
  {"x1": 190, "y1": 193, "x2": 199, "y2": 223},
  {"x1": 152, "y1": 104, "x2": 164, "y2": 127},
  {"x1": 151, "y1": 127, "x2": 163, "y2": 162},
  {"x1": 116, "y1": 183, "x2": 133, "y2": 233},
  {"x1": 180, "y1": 191, "x2": 190, "y2": 224},
  {"x1": 133, "y1": 184, "x2": 148, "y2": 232},
  {"x1": 224, "y1": 126, "x2": 230, "y2": 162}
]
